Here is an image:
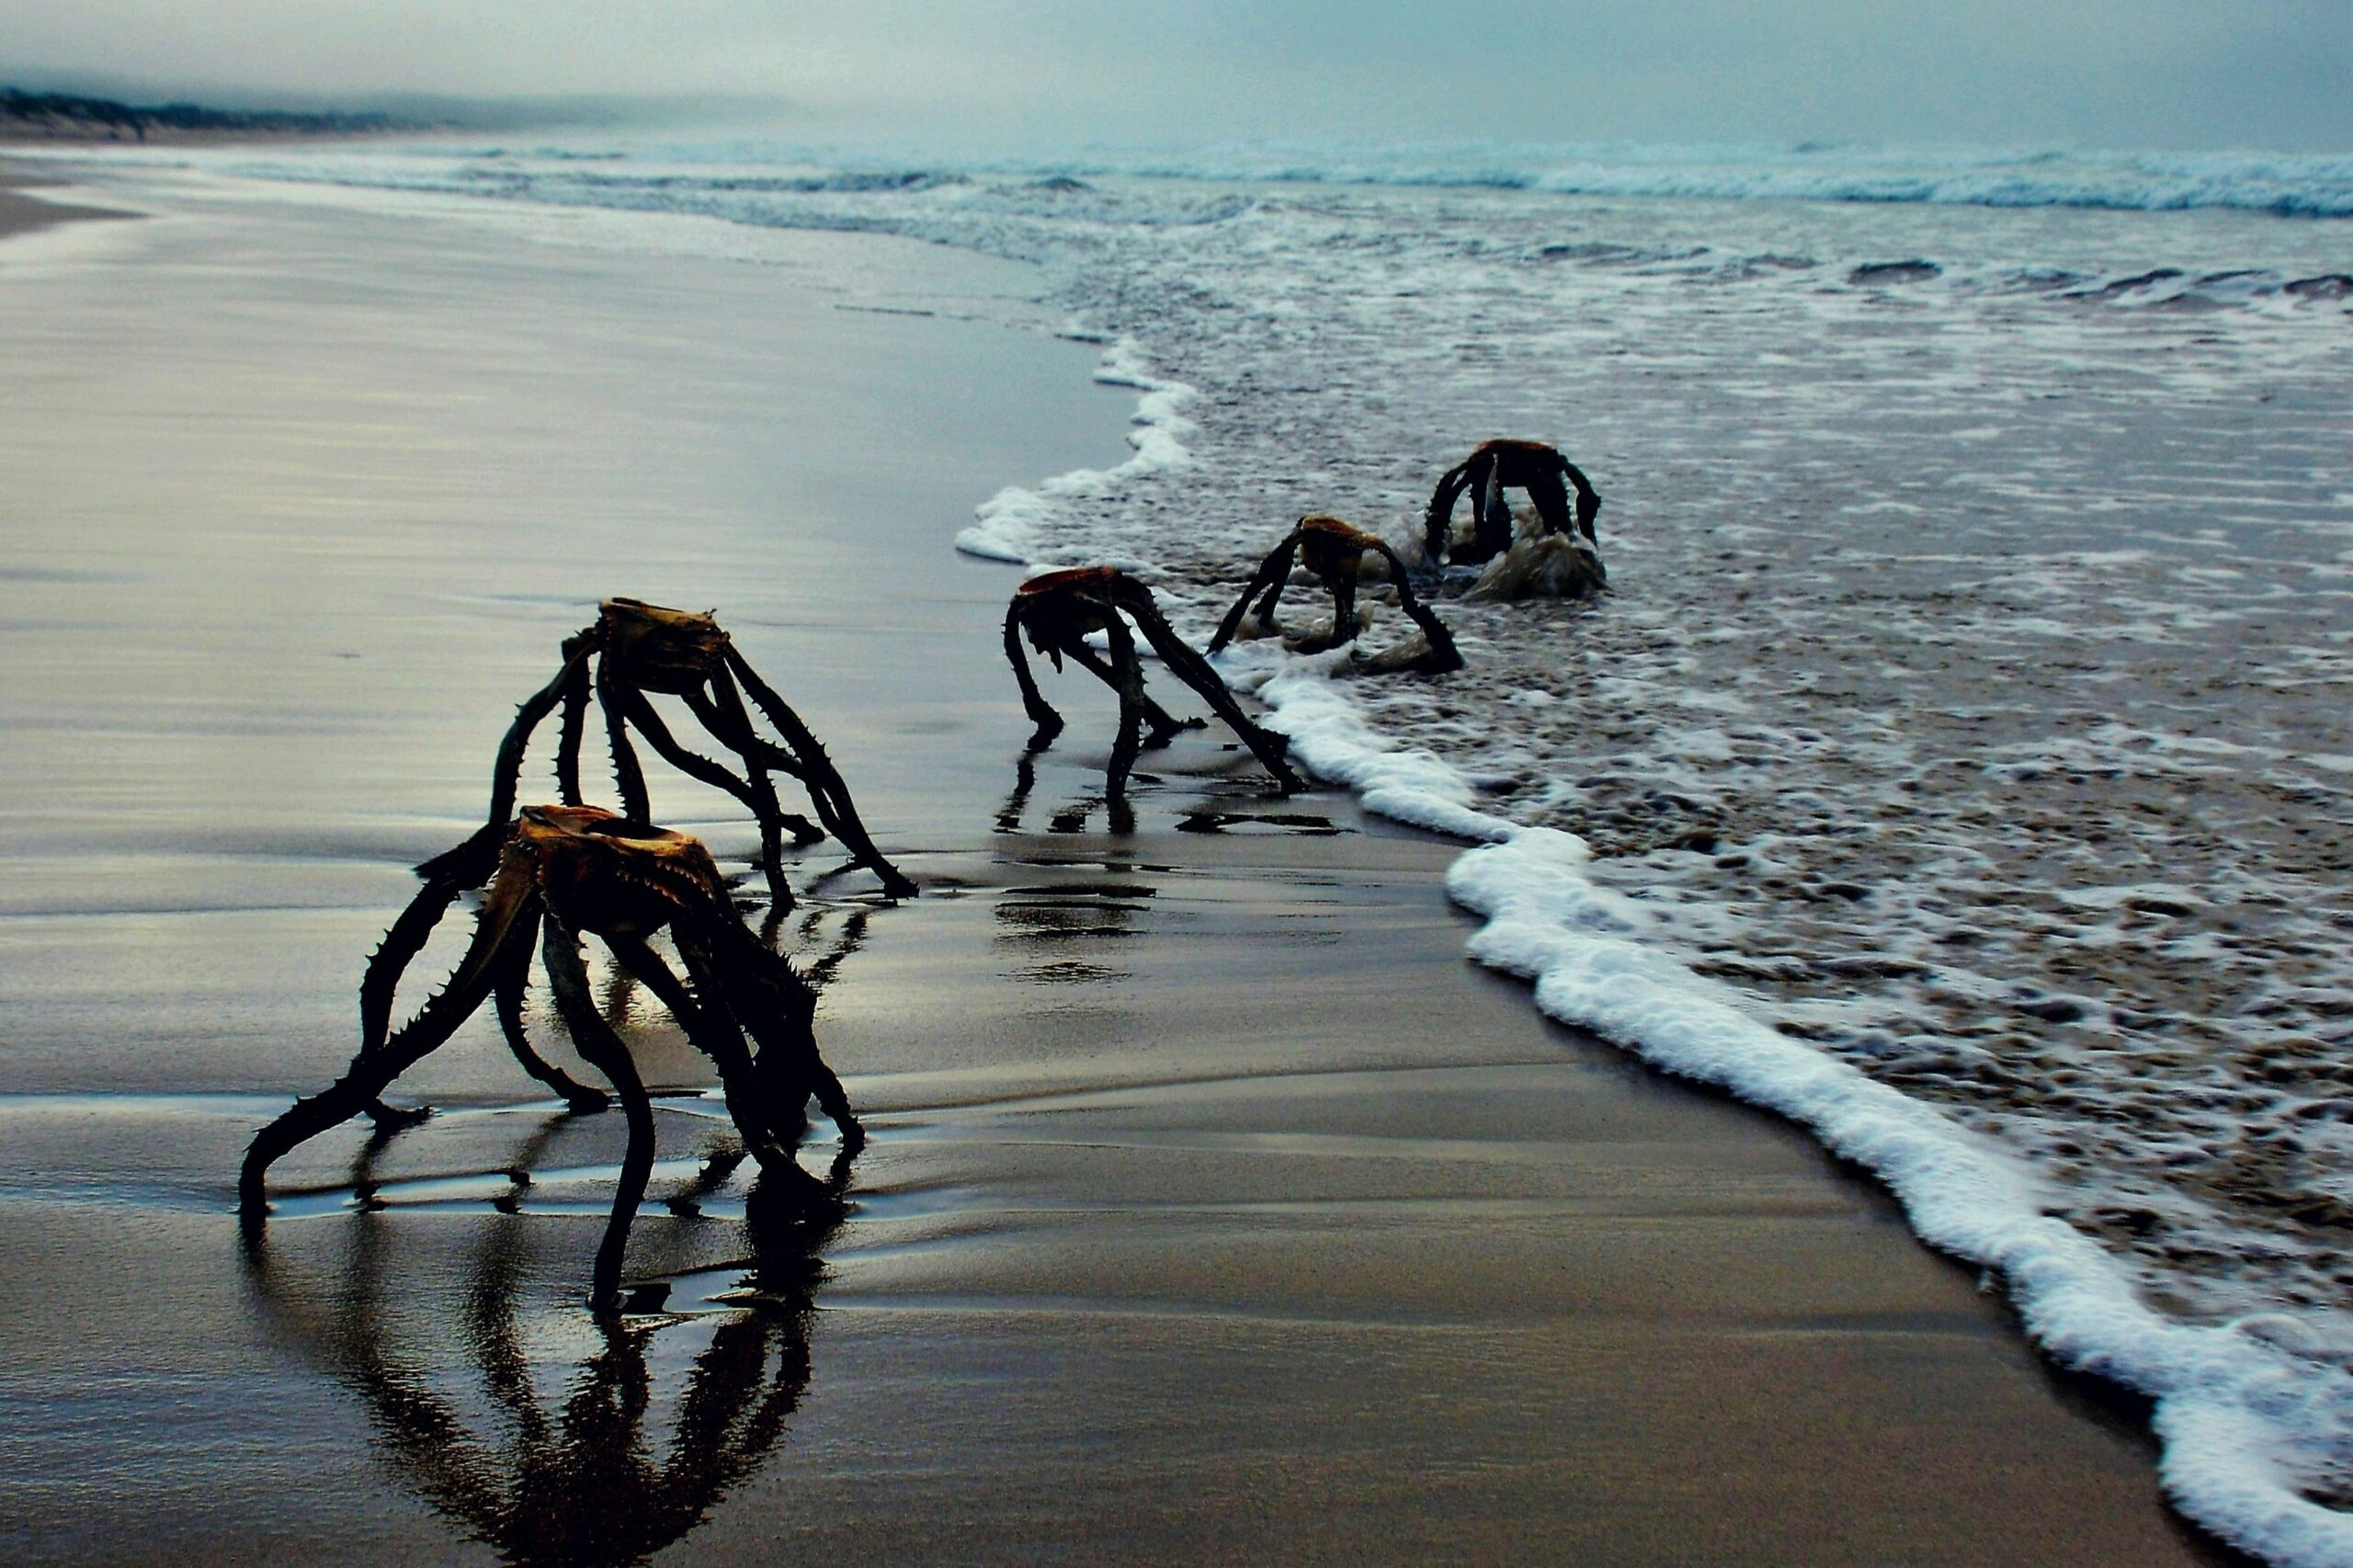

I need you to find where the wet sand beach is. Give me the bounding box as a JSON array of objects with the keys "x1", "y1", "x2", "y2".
[
  {"x1": 0, "y1": 166, "x2": 133, "y2": 240},
  {"x1": 0, "y1": 163, "x2": 2227, "y2": 1563}
]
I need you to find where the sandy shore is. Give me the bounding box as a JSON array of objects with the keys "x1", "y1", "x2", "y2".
[
  {"x1": 0, "y1": 161, "x2": 2229, "y2": 1564},
  {"x1": 0, "y1": 165, "x2": 136, "y2": 239}
]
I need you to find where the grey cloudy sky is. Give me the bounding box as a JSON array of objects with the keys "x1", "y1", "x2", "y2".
[{"x1": 6, "y1": 0, "x2": 2349, "y2": 152}]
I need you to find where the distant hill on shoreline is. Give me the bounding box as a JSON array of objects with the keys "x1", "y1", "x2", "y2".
[{"x1": 2, "y1": 85, "x2": 431, "y2": 142}]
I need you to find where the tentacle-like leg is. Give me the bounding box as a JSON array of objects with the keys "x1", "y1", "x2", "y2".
[
  {"x1": 1563, "y1": 459, "x2": 1603, "y2": 542},
  {"x1": 1525, "y1": 464, "x2": 1575, "y2": 540},
  {"x1": 1120, "y1": 591, "x2": 1307, "y2": 793},
  {"x1": 723, "y1": 710, "x2": 799, "y2": 910},
  {"x1": 720, "y1": 650, "x2": 917, "y2": 899},
  {"x1": 487, "y1": 647, "x2": 592, "y2": 830},
  {"x1": 1062, "y1": 639, "x2": 1199, "y2": 746},
  {"x1": 491, "y1": 914, "x2": 610, "y2": 1114},
  {"x1": 361, "y1": 1096, "x2": 434, "y2": 1131},
  {"x1": 370, "y1": 822, "x2": 507, "y2": 1051},
  {"x1": 1472, "y1": 456, "x2": 1515, "y2": 562},
  {"x1": 241, "y1": 860, "x2": 540, "y2": 1210},
  {"x1": 1362, "y1": 538, "x2": 1466, "y2": 674},
  {"x1": 608, "y1": 685, "x2": 795, "y2": 910},
  {"x1": 684, "y1": 684, "x2": 823, "y2": 841},
  {"x1": 669, "y1": 931, "x2": 846, "y2": 1199},
  {"x1": 408, "y1": 817, "x2": 507, "y2": 888},
  {"x1": 603, "y1": 931, "x2": 803, "y2": 1168},
  {"x1": 596, "y1": 659, "x2": 652, "y2": 823},
  {"x1": 1207, "y1": 535, "x2": 1302, "y2": 654},
  {"x1": 1250, "y1": 557, "x2": 1295, "y2": 639},
  {"x1": 696, "y1": 918, "x2": 863, "y2": 1158},
  {"x1": 553, "y1": 655, "x2": 592, "y2": 807},
  {"x1": 1101, "y1": 613, "x2": 1148, "y2": 802},
  {"x1": 745, "y1": 759, "x2": 792, "y2": 908},
  {"x1": 1423, "y1": 459, "x2": 1476, "y2": 563},
  {"x1": 669, "y1": 924, "x2": 806, "y2": 1143},
  {"x1": 363, "y1": 821, "x2": 517, "y2": 1125},
  {"x1": 1004, "y1": 600, "x2": 1064, "y2": 747},
  {"x1": 539, "y1": 919, "x2": 655, "y2": 1312},
  {"x1": 1325, "y1": 569, "x2": 1362, "y2": 648}
]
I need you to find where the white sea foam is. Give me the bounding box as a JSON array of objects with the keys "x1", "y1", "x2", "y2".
[
  {"x1": 1254, "y1": 667, "x2": 2353, "y2": 1568},
  {"x1": 956, "y1": 339, "x2": 1199, "y2": 564}
]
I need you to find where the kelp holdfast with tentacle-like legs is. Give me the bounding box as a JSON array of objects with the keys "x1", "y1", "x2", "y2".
[
  {"x1": 238, "y1": 804, "x2": 861, "y2": 1309},
  {"x1": 1423, "y1": 438, "x2": 1603, "y2": 568},
  {"x1": 1207, "y1": 514, "x2": 1465, "y2": 674},
  {"x1": 1002, "y1": 566, "x2": 1307, "y2": 801},
  {"x1": 483, "y1": 597, "x2": 915, "y2": 910}
]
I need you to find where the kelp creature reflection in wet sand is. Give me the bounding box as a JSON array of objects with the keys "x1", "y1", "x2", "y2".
[
  {"x1": 244, "y1": 1135, "x2": 837, "y2": 1568},
  {"x1": 239, "y1": 805, "x2": 860, "y2": 1308}
]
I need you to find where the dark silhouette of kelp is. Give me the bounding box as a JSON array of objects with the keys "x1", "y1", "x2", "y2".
[
  {"x1": 1423, "y1": 438, "x2": 1602, "y2": 566},
  {"x1": 1207, "y1": 514, "x2": 1464, "y2": 673},
  {"x1": 240, "y1": 805, "x2": 861, "y2": 1309},
  {"x1": 1004, "y1": 566, "x2": 1304, "y2": 801},
  {"x1": 244, "y1": 1137, "x2": 842, "y2": 1568},
  {"x1": 483, "y1": 597, "x2": 915, "y2": 907}
]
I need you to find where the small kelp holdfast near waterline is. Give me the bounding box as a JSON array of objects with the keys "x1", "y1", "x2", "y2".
[
  {"x1": 238, "y1": 804, "x2": 863, "y2": 1310},
  {"x1": 481, "y1": 597, "x2": 915, "y2": 910},
  {"x1": 1423, "y1": 438, "x2": 1604, "y2": 567},
  {"x1": 1206, "y1": 513, "x2": 1464, "y2": 674},
  {"x1": 1003, "y1": 565, "x2": 1306, "y2": 800}
]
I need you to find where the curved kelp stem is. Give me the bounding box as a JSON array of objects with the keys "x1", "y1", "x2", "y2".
[
  {"x1": 1122, "y1": 593, "x2": 1305, "y2": 792},
  {"x1": 538, "y1": 918, "x2": 654, "y2": 1313},
  {"x1": 487, "y1": 648, "x2": 592, "y2": 831},
  {"x1": 722, "y1": 646, "x2": 915, "y2": 897},
  {"x1": 1208, "y1": 536, "x2": 1300, "y2": 654},
  {"x1": 242, "y1": 858, "x2": 540, "y2": 1211},
  {"x1": 1003, "y1": 599, "x2": 1064, "y2": 745}
]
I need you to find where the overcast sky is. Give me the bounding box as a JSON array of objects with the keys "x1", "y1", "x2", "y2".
[{"x1": 6, "y1": 0, "x2": 2349, "y2": 153}]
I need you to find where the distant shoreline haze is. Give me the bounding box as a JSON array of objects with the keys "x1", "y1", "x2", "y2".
[
  {"x1": 0, "y1": 84, "x2": 694, "y2": 142},
  {"x1": 1, "y1": 85, "x2": 424, "y2": 141}
]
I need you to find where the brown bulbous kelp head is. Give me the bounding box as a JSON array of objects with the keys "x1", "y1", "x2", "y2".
[{"x1": 590, "y1": 597, "x2": 731, "y2": 695}]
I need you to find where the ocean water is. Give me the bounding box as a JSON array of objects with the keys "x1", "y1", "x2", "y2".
[{"x1": 121, "y1": 137, "x2": 2353, "y2": 1562}]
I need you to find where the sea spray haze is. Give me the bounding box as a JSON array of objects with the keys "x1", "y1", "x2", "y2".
[{"x1": 135, "y1": 136, "x2": 2353, "y2": 1562}]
